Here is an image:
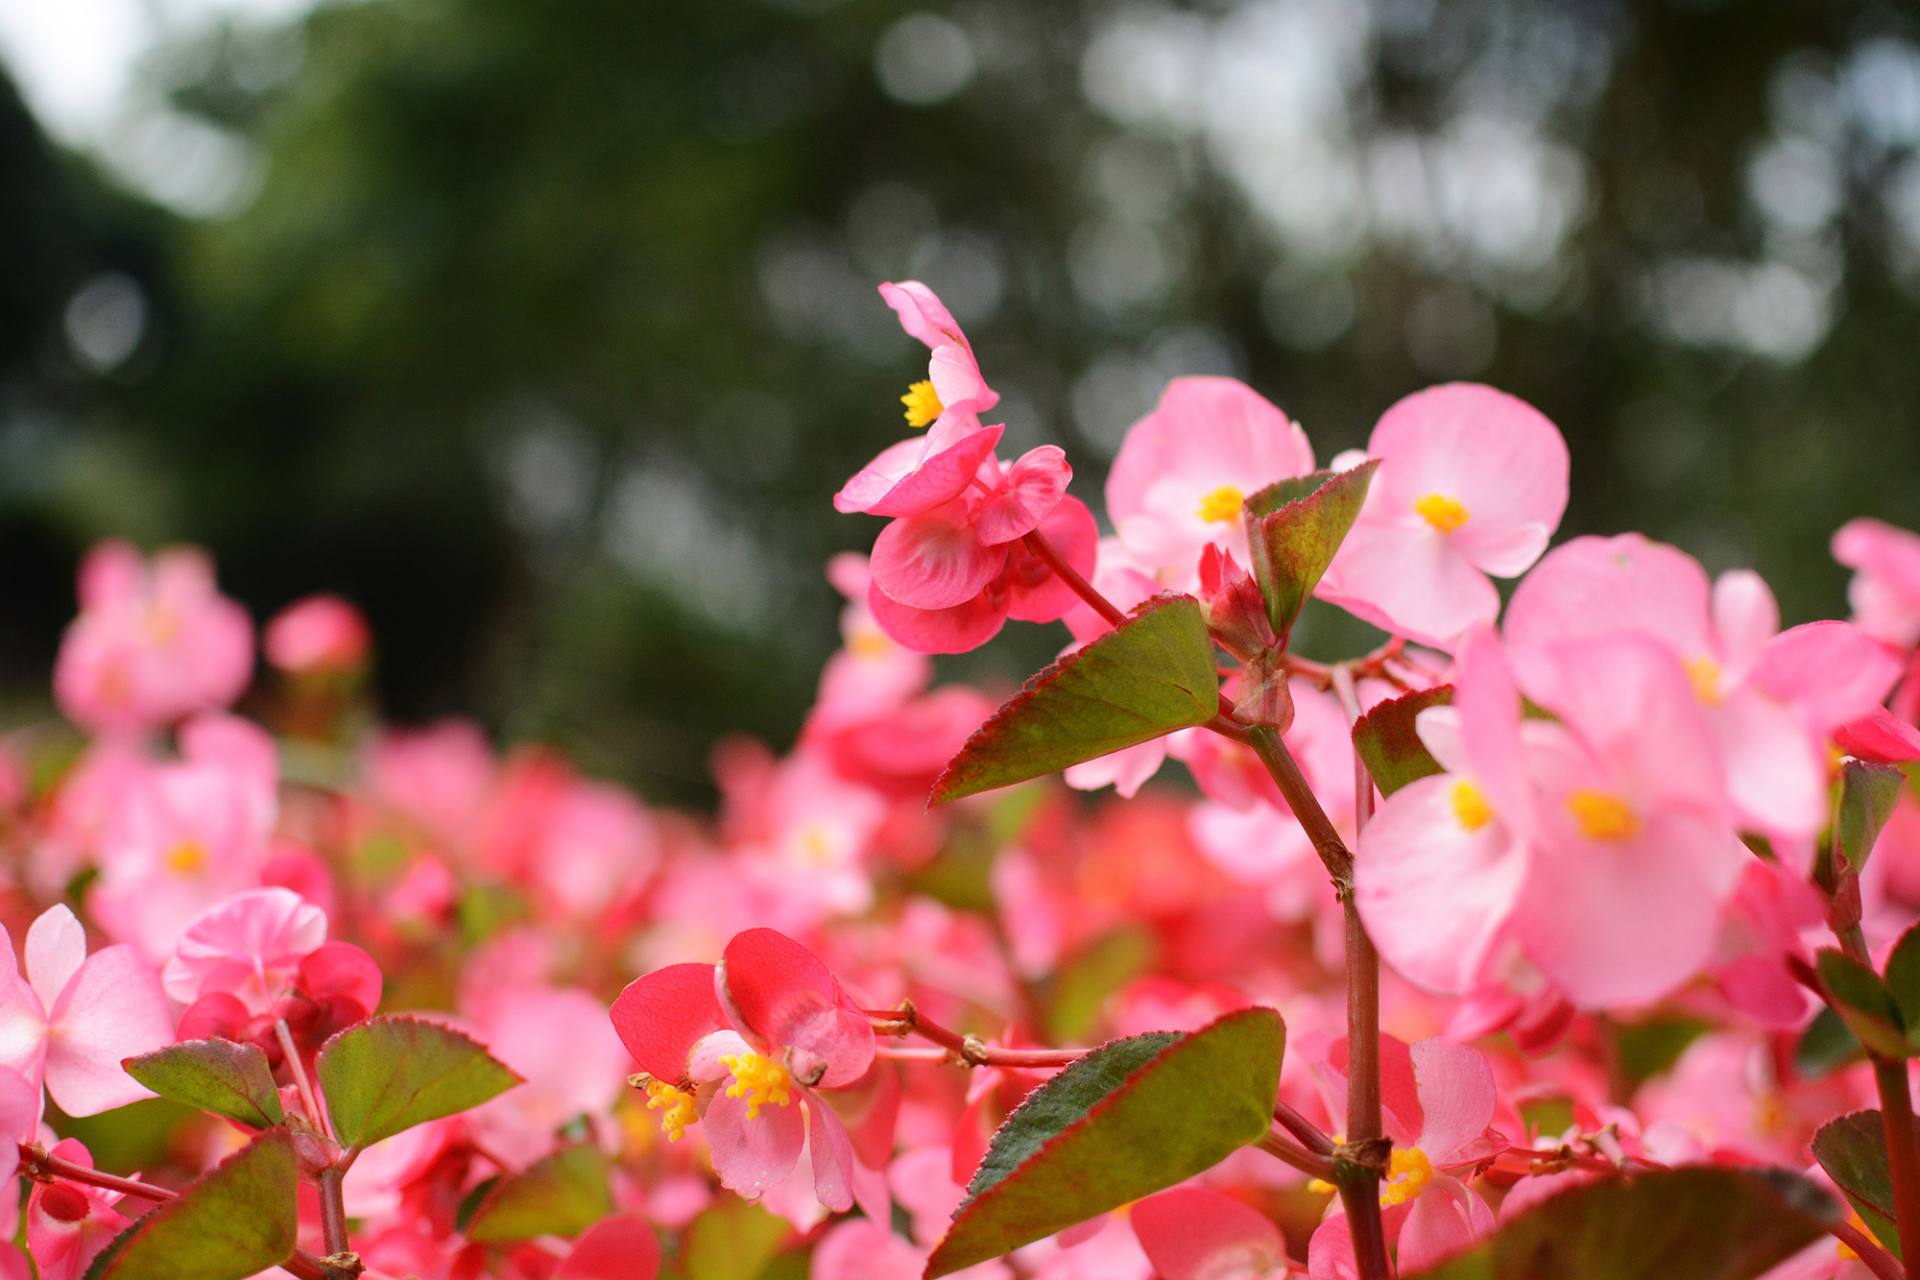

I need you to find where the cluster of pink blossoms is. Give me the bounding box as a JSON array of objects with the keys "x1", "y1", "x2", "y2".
[{"x1": 0, "y1": 279, "x2": 1917, "y2": 1279}]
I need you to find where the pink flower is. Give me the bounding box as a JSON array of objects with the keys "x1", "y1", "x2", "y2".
[
  {"x1": 1131, "y1": 1186, "x2": 1286, "y2": 1280},
  {"x1": 1105, "y1": 377, "x2": 1316, "y2": 586},
  {"x1": 1833, "y1": 518, "x2": 1920, "y2": 648},
  {"x1": 1318, "y1": 384, "x2": 1569, "y2": 647},
  {"x1": 1506, "y1": 534, "x2": 1900, "y2": 841},
  {"x1": 878, "y1": 280, "x2": 998, "y2": 430},
  {"x1": 163, "y1": 887, "x2": 381, "y2": 1027},
  {"x1": 264, "y1": 594, "x2": 371, "y2": 675},
  {"x1": 610, "y1": 929, "x2": 875, "y2": 1212},
  {"x1": 1359, "y1": 630, "x2": 1745, "y2": 1008},
  {"x1": 88, "y1": 714, "x2": 279, "y2": 960},
  {"x1": 54, "y1": 541, "x2": 253, "y2": 733},
  {"x1": 25, "y1": 1141, "x2": 130, "y2": 1280},
  {"x1": 0, "y1": 906, "x2": 173, "y2": 1116},
  {"x1": 467, "y1": 984, "x2": 631, "y2": 1167},
  {"x1": 1307, "y1": 1036, "x2": 1501, "y2": 1279}
]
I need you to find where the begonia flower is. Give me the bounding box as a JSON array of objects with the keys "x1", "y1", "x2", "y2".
[{"x1": 1317, "y1": 384, "x2": 1568, "y2": 647}]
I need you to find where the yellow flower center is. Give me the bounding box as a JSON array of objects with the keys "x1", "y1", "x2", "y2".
[
  {"x1": 721, "y1": 1051, "x2": 793, "y2": 1119},
  {"x1": 1567, "y1": 789, "x2": 1639, "y2": 842},
  {"x1": 1413, "y1": 493, "x2": 1470, "y2": 534},
  {"x1": 1450, "y1": 779, "x2": 1494, "y2": 832},
  {"x1": 848, "y1": 627, "x2": 893, "y2": 660},
  {"x1": 1196, "y1": 484, "x2": 1246, "y2": 525},
  {"x1": 1684, "y1": 656, "x2": 1723, "y2": 706},
  {"x1": 798, "y1": 826, "x2": 836, "y2": 865},
  {"x1": 1380, "y1": 1145, "x2": 1434, "y2": 1207},
  {"x1": 166, "y1": 841, "x2": 209, "y2": 875},
  {"x1": 901, "y1": 380, "x2": 943, "y2": 428},
  {"x1": 645, "y1": 1079, "x2": 698, "y2": 1142}
]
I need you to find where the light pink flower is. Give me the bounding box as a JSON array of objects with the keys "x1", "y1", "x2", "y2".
[
  {"x1": 1833, "y1": 517, "x2": 1920, "y2": 648},
  {"x1": 1105, "y1": 377, "x2": 1315, "y2": 586},
  {"x1": 54, "y1": 541, "x2": 253, "y2": 733},
  {"x1": 1318, "y1": 384, "x2": 1568, "y2": 647},
  {"x1": 163, "y1": 887, "x2": 329, "y2": 1013},
  {"x1": 1505, "y1": 534, "x2": 1899, "y2": 840},
  {"x1": 264, "y1": 594, "x2": 370, "y2": 675},
  {"x1": 0, "y1": 906, "x2": 173, "y2": 1116},
  {"x1": 878, "y1": 280, "x2": 998, "y2": 428}
]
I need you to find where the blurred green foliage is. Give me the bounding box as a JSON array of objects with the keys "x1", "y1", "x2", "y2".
[{"x1": 3, "y1": 0, "x2": 1919, "y2": 803}]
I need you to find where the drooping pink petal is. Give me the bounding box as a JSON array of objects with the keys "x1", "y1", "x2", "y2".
[
  {"x1": 1317, "y1": 519, "x2": 1500, "y2": 648},
  {"x1": 870, "y1": 503, "x2": 1009, "y2": 611},
  {"x1": 927, "y1": 344, "x2": 996, "y2": 417},
  {"x1": 865, "y1": 579, "x2": 1009, "y2": 655},
  {"x1": 1394, "y1": 1175, "x2": 1494, "y2": 1274},
  {"x1": 1355, "y1": 774, "x2": 1528, "y2": 996},
  {"x1": 879, "y1": 281, "x2": 968, "y2": 352},
  {"x1": 974, "y1": 447, "x2": 1071, "y2": 546},
  {"x1": 557, "y1": 1215, "x2": 661, "y2": 1280},
  {"x1": 834, "y1": 421, "x2": 1006, "y2": 517},
  {"x1": 718, "y1": 929, "x2": 874, "y2": 1087},
  {"x1": 43, "y1": 945, "x2": 173, "y2": 1115},
  {"x1": 24, "y1": 907, "x2": 87, "y2": 1013},
  {"x1": 704, "y1": 1088, "x2": 806, "y2": 1199},
  {"x1": 1409, "y1": 1039, "x2": 1497, "y2": 1161},
  {"x1": 1130, "y1": 1187, "x2": 1285, "y2": 1280},
  {"x1": 610, "y1": 963, "x2": 726, "y2": 1085},
  {"x1": 807, "y1": 1091, "x2": 858, "y2": 1213}
]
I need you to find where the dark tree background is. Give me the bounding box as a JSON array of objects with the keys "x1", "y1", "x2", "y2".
[{"x1": 3, "y1": 0, "x2": 1918, "y2": 803}]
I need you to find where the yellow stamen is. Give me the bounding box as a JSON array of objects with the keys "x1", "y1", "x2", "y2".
[
  {"x1": 1380, "y1": 1145, "x2": 1434, "y2": 1207},
  {"x1": 720, "y1": 1051, "x2": 793, "y2": 1120},
  {"x1": 1450, "y1": 779, "x2": 1494, "y2": 832},
  {"x1": 1684, "y1": 656, "x2": 1723, "y2": 706},
  {"x1": 1567, "y1": 789, "x2": 1639, "y2": 842},
  {"x1": 848, "y1": 627, "x2": 893, "y2": 660},
  {"x1": 901, "y1": 380, "x2": 943, "y2": 429},
  {"x1": 798, "y1": 826, "x2": 836, "y2": 866},
  {"x1": 1196, "y1": 484, "x2": 1246, "y2": 525},
  {"x1": 1413, "y1": 493, "x2": 1470, "y2": 534},
  {"x1": 1306, "y1": 1134, "x2": 1347, "y2": 1195},
  {"x1": 645, "y1": 1080, "x2": 698, "y2": 1142},
  {"x1": 166, "y1": 841, "x2": 209, "y2": 875}
]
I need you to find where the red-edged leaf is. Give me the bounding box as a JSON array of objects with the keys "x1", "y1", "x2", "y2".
[
  {"x1": 1813, "y1": 1110, "x2": 1905, "y2": 1259},
  {"x1": 1243, "y1": 461, "x2": 1378, "y2": 644},
  {"x1": 925, "y1": 1007, "x2": 1283, "y2": 1277},
  {"x1": 85, "y1": 1132, "x2": 298, "y2": 1280},
  {"x1": 1815, "y1": 949, "x2": 1910, "y2": 1059},
  {"x1": 1352, "y1": 684, "x2": 1454, "y2": 797},
  {"x1": 465, "y1": 1144, "x2": 613, "y2": 1244},
  {"x1": 930, "y1": 594, "x2": 1220, "y2": 804}
]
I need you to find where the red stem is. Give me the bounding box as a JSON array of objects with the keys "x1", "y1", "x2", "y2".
[
  {"x1": 866, "y1": 1005, "x2": 1084, "y2": 1068},
  {"x1": 1834, "y1": 1217, "x2": 1906, "y2": 1280},
  {"x1": 1274, "y1": 1099, "x2": 1336, "y2": 1155},
  {"x1": 1256, "y1": 1128, "x2": 1337, "y2": 1181},
  {"x1": 1022, "y1": 530, "x2": 1124, "y2": 628}
]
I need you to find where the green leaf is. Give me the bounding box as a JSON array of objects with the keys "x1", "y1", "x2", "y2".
[
  {"x1": 1884, "y1": 921, "x2": 1920, "y2": 1040},
  {"x1": 672, "y1": 1199, "x2": 791, "y2": 1280},
  {"x1": 1243, "y1": 461, "x2": 1378, "y2": 643},
  {"x1": 464, "y1": 1144, "x2": 613, "y2": 1244},
  {"x1": 317, "y1": 1014, "x2": 522, "y2": 1148},
  {"x1": 1404, "y1": 1166, "x2": 1838, "y2": 1280},
  {"x1": 1813, "y1": 1110, "x2": 1905, "y2": 1259},
  {"x1": 930, "y1": 595, "x2": 1221, "y2": 805},
  {"x1": 1829, "y1": 760, "x2": 1906, "y2": 885},
  {"x1": 121, "y1": 1039, "x2": 284, "y2": 1129},
  {"x1": 926, "y1": 1007, "x2": 1283, "y2": 1277},
  {"x1": 1795, "y1": 1006, "x2": 1865, "y2": 1079},
  {"x1": 1351, "y1": 684, "x2": 1453, "y2": 798},
  {"x1": 1816, "y1": 948, "x2": 1911, "y2": 1059},
  {"x1": 85, "y1": 1132, "x2": 298, "y2": 1280}
]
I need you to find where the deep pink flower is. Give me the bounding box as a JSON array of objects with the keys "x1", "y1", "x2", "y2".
[
  {"x1": 54, "y1": 541, "x2": 253, "y2": 733},
  {"x1": 610, "y1": 929, "x2": 876, "y2": 1212},
  {"x1": 264, "y1": 594, "x2": 371, "y2": 675},
  {"x1": 1318, "y1": 384, "x2": 1568, "y2": 647},
  {"x1": 25, "y1": 1141, "x2": 130, "y2": 1280},
  {"x1": 878, "y1": 280, "x2": 998, "y2": 429},
  {"x1": 1105, "y1": 377, "x2": 1315, "y2": 586},
  {"x1": 0, "y1": 906, "x2": 173, "y2": 1115}
]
